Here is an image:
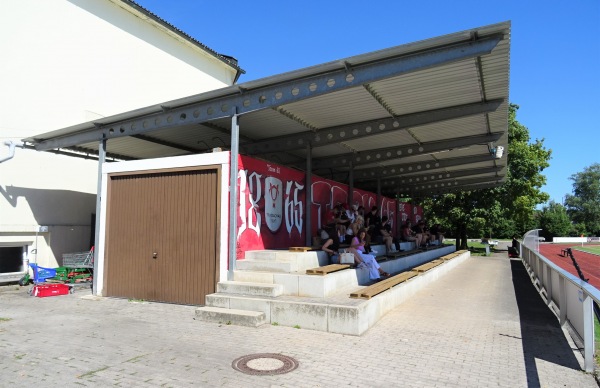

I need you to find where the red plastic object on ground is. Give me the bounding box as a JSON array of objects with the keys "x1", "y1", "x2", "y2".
[{"x1": 32, "y1": 283, "x2": 71, "y2": 298}]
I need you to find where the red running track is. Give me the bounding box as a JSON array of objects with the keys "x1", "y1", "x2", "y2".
[{"x1": 538, "y1": 244, "x2": 600, "y2": 289}]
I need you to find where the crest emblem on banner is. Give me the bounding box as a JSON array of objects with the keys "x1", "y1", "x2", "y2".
[{"x1": 265, "y1": 176, "x2": 283, "y2": 232}]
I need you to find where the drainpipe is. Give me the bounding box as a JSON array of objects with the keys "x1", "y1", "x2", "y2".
[{"x1": 0, "y1": 141, "x2": 25, "y2": 163}]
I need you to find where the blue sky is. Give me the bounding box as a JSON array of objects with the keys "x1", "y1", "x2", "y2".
[{"x1": 136, "y1": 0, "x2": 599, "y2": 204}]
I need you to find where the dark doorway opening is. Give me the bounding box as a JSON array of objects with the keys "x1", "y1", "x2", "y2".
[{"x1": 0, "y1": 246, "x2": 24, "y2": 273}]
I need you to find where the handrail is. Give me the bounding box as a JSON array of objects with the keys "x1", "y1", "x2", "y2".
[
  {"x1": 522, "y1": 230, "x2": 600, "y2": 303},
  {"x1": 520, "y1": 229, "x2": 598, "y2": 372}
]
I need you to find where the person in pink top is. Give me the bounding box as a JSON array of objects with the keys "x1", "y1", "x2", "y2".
[{"x1": 351, "y1": 228, "x2": 390, "y2": 280}]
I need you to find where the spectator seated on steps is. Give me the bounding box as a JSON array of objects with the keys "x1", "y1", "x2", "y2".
[
  {"x1": 430, "y1": 223, "x2": 445, "y2": 244},
  {"x1": 345, "y1": 203, "x2": 358, "y2": 224},
  {"x1": 357, "y1": 205, "x2": 366, "y2": 219},
  {"x1": 350, "y1": 228, "x2": 390, "y2": 280},
  {"x1": 322, "y1": 226, "x2": 389, "y2": 280},
  {"x1": 320, "y1": 204, "x2": 349, "y2": 242},
  {"x1": 321, "y1": 224, "x2": 344, "y2": 264},
  {"x1": 372, "y1": 216, "x2": 397, "y2": 254},
  {"x1": 348, "y1": 214, "x2": 364, "y2": 239},
  {"x1": 365, "y1": 206, "x2": 381, "y2": 234},
  {"x1": 326, "y1": 204, "x2": 351, "y2": 240},
  {"x1": 401, "y1": 220, "x2": 421, "y2": 248},
  {"x1": 412, "y1": 220, "x2": 434, "y2": 248},
  {"x1": 381, "y1": 216, "x2": 402, "y2": 252}
]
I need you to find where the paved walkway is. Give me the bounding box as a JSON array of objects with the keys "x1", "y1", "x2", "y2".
[{"x1": 0, "y1": 251, "x2": 597, "y2": 387}]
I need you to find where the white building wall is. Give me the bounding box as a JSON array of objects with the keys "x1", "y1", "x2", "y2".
[{"x1": 0, "y1": 0, "x2": 238, "y2": 274}]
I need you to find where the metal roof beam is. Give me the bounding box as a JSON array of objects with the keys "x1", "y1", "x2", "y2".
[
  {"x1": 305, "y1": 132, "x2": 503, "y2": 170},
  {"x1": 359, "y1": 166, "x2": 504, "y2": 186},
  {"x1": 380, "y1": 178, "x2": 504, "y2": 198},
  {"x1": 131, "y1": 134, "x2": 200, "y2": 153},
  {"x1": 404, "y1": 182, "x2": 503, "y2": 198},
  {"x1": 343, "y1": 153, "x2": 501, "y2": 182},
  {"x1": 392, "y1": 175, "x2": 505, "y2": 195},
  {"x1": 241, "y1": 99, "x2": 503, "y2": 155},
  {"x1": 33, "y1": 34, "x2": 503, "y2": 151},
  {"x1": 30, "y1": 145, "x2": 136, "y2": 161}
]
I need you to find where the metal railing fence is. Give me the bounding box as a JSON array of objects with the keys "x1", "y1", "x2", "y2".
[{"x1": 521, "y1": 229, "x2": 599, "y2": 372}]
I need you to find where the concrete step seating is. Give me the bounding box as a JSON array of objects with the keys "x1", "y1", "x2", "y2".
[
  {"x1": 217, "y1": 281, "x2": 283, "y2": 297},
  {"x1": 195, "y1": 306, "x2": 266, "y2": 327},
  {"x1": 348, "y1": 250, "x2": 467, "y2": 300},
  {"x1": 381, "y1": 248, "x2": 421, "y2": 260},
  {"x1": 195, "y1": 246, "x2": 470, "y2": 335}
]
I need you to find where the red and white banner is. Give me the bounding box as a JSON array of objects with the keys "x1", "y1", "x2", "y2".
[
  {"x1": 236, "y1": 156, "x2": 306, "y2": 259},
  {"x1": 235, "y1": 155, "x2": 421, "y2": 259},
  {"x1": 412, "y1": 204, "x2": 424, "y2": 224}
]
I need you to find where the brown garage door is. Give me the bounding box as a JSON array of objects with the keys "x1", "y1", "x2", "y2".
[{"x1": 104, "y1": 166, "x2": 220, "y2": 305}]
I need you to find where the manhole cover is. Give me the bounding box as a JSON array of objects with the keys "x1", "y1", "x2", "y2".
[{"x1": 232, "y1": 353, "x2": 299, "y2": 376}]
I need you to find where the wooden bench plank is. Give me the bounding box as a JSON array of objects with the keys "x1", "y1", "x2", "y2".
[
  {"x1": 440, "y1": 250, "x2": 468, "y2": 261},
  {"x1": 440, "y1": 253, "x2": 460, "y2": 261},
  {"x1": 306, "y1": 264, "x2": 350, "y2": 275},
  {"x1": 289, "y1": 246, "x2": 313, "y2": 252},
  {"x1": 413, "y1": 259, "x2": 444, "y2": 273},
  {"x1": 350, "y1": 271, "x2": 419, "y2": 299}
]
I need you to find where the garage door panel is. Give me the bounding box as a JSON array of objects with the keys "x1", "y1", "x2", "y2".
[{"x1": 105, "y1": 168, "x2": 219, "y2": 305}]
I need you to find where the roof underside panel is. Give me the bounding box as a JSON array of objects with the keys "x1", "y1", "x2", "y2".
[
  {"x1": 409, "y1": 115, "x2": 489, "y2": 143},
  {"x1": 229, "y1": 109, "x2": 310, "y2": 140},
  {"x1": 279, "y1": 86, "x2": 390, "y2": 129},
  {"x1": 344, "y1": 130, "x2": 418, "y2": 153},
  {"x1": 370, "y1": 60, "x2": 482, "y2": 116},
  {"x1": 26, "y1": 21, "x2": 512, "y2": 197}
]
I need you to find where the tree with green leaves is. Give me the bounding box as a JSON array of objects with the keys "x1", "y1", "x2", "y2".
[
  {"x1": 421, "y1": 104, "x2": 551, "y2": 248},
  {"x1": 539, "y1": 201, "x2": 572, "y2": 240},
  {"x1": 564, "y1": 163, "x2": 600, "y2": 236},
  {"x1": 502, "y1": 104, "x2": 552, "y2": 233}
]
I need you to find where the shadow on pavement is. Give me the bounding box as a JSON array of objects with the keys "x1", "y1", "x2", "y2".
[{"x1": 510, "y1": 259, "x2": 583, "y2": 387}]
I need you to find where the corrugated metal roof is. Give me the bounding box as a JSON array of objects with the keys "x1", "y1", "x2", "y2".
[{"x1": 25, "y1": 21, "x2": 511, "y2": 197}]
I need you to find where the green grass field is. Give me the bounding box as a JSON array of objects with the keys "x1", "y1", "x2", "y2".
[{"x1": 573, "y1": 245, "x2": 600, "y2": 256}]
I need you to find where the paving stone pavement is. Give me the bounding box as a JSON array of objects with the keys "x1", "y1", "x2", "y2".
[{"x1": 0, "y1": 252, "x2": 597, "y2": 387}]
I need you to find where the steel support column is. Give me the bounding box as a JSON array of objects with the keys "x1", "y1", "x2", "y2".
[
  {"x1": 92, "y1": 137, "x2": 106, "y2": 295},
  {"x1": 348, "y1": 161, "x2": 354, "y2": 206},
  {"x1": 305, "y1": 143, "x2": 313, "y2": 247},
  {"x1": 228, "y1": 112, "x2": 240, "y2": 281},
  {"x1": 376, "y1": 177, "x2": 381, "y2": 211}
]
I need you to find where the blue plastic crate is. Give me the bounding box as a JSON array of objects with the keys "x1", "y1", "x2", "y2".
[{"x1": 29, "y1": 263, "x2": 57, "y2": 283}]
